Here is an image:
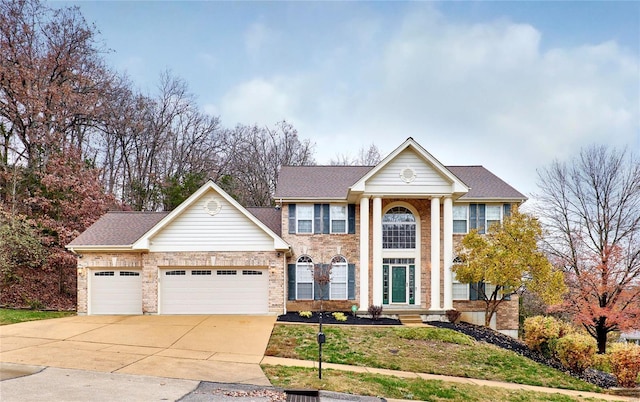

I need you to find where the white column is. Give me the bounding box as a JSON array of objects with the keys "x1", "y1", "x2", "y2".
[
  {"x1": 372, "y1": 197, "x2": 383, "y2": 306},
  {"x1": 359, "y1": 197, "x2": 370, "y2": 311},
  {"x1": 430, "y1": 197, "x2": 441, "y2": 310},
  {"x1": 443, "y1": 196, "x2": 453, "y2": 310}
]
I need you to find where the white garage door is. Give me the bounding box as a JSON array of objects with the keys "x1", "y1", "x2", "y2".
[
  {"x1": 90, "y1": 270, "x2": 142, "y2": 315},
  {"x1": 160, "y1": 268, "x2": 268, "y2": 314}
]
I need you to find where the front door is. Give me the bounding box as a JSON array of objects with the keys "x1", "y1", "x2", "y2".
[{"x1": 391, "y1": 265, "x2": 407, "y2": 303}]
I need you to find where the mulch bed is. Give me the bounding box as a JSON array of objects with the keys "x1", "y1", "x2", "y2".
[
  {"x1": 429, "y1": 321, "x2": 617, "y2": 389},
  {"x1": 277, "y1": 311, "x2": 401, "y2": 325}
]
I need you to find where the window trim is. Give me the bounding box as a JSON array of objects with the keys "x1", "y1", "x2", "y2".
[
  {"x1": 453, "y1": 203, "x2": 507, "y2": 234},
  {"x1": 382, "y1": 206, "x2": 417, "y2": 249},
  {"x1": 330, "y1": 204, "x2": 348, "y2": 234},
  {"x1": 295, "y1": 256, "x2": 314, "y2": 300},
  {"x1": 330, "y1": 255, "x2": 348, "y2": 300},
  {"x1": 296, "y1": 205, "x2": 314, "y2": 234}
]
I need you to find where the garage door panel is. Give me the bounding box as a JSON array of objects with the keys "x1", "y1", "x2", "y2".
[
  {"x1": 160, "y1": 269, "x2": 268, "y2": 314},
  {"x1": 90, "y1": 270, "x2": 142, "y2": 315}
]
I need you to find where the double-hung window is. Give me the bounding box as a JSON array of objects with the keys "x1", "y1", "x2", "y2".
[
  {"x1": 330, "y1": 256, "x2": 348, "y2": 299},
  {"x1": 453, "y1": 205, "x2": 468, "y2": 234},
  {"x1": 297, "y1": 205, "x2": 313, "y2": 233},
  {"x1": 295, "y1": 256, "x2": 314, "y2": 299},
  {"x1": 486, "y1": 205, "x2": 501, "y2": 230},
  {"x1": 330, "y1": 205, "x2": 347, "y2": 233}
]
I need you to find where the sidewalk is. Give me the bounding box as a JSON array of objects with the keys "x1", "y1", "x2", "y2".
[{"x1": 261, "y1": 356, "x2": 636, "y2": 402}]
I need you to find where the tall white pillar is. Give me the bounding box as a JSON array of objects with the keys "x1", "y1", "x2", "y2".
[
  {"x1": 359, "y1": 197, "x2": 370, "y2": 311},
  {"x1": 430, "y1": 197, "x2": 441, "y2": 310},
  {"x1": 372, "y1": 197, "x2": 383, "y2": 306},
  {"x1": 443, "y1": 197, "x2": 453, "y2": 310}
]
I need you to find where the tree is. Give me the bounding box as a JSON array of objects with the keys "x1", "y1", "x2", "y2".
[
  {"x1": 217, "y1": 121, "x2": 315, "y2": 206},
  {"x1": 535, "y1": 145, "x2": 640, "y2": 353},
  {"x1": 330, "y1": 143, "x2": 382, "y2": 166},
  {"x1": 453, "y1": 210, "x2": 566, "y2": 327}
]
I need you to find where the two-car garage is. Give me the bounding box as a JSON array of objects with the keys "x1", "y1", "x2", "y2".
[{"x1": 89, "y1": 268, "x2": 269, "y2": 315}]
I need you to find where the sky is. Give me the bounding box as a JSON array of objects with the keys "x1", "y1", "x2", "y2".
[{"x1": 62, "y1": 1, "x2": 639, "y2": 198}]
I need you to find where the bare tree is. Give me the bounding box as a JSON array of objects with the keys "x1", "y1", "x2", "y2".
[
  {"x1": 330, "y1": 143, "x2": 381, "y2": 166},
  {"x1": 535, "y1": 145, "x2": 640, "y2": 353},
  {"x1": 218, "y1": 121, "x2": 315, "y2": 206}
]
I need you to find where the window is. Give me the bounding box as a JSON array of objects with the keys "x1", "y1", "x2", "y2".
[
  {"x1": 453, "y1": 205, "x2": 468, "y2": 234},
  {"x1": 191, "y1": 270, "x2": 211, "y2": 275},
  {"x1": 297, "y1": 205, "x2": 313, "y2": 233},
  {"x1": 242, "y1": 270, "x2": 263, "y2": 275},
  {"x1": 95, "y1": 271, "x2": 114, "y2": 276},
  {"x1": 382, "y1": 206, "x2": 416, "y2": 249},
  {"x1": 330, "y1": 205, "x2": 347, "y2": 233},
  {"x1": 330, "y1": 256, "x2": 347, "y2": 299},
  {"x1": 296, "y1": 256, "x2": 314, "y2": 300},
  {"x1": 486, "y1": 205, "x2": 501, "y2": 229},
  {"x1": 165, "y1": 270, "x2": 186, "y2": 276},
  {"x1": 216, "y1": 270, "x2": 237, "y2": 275},
  {"x1": 120, "y1": 271, "x2": 140, "y2": 276}
]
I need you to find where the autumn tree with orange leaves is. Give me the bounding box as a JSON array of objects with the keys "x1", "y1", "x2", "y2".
[{"x1": 536, "y1": 145, "x2": 640, "y2": 353}]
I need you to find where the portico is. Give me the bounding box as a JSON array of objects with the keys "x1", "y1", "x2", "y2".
[{"x1": 358, "y1": 195, "x2": 455, "y2": 312}]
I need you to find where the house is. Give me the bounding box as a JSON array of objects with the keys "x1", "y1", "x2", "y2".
[{"x1": 68, "y1": 137, "x2": 526, "y2": 337}]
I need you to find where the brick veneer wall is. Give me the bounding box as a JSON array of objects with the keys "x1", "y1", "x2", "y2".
[{"x1": 77, "y1": 250, "x2": 284, "y2": 315}]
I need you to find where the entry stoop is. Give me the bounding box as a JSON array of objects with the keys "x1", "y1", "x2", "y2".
[{"x1": 399, "y1": 314, "x2": 424, "y2": 325}]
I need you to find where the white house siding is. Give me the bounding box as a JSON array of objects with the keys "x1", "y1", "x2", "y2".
[
  {"x1": 366, "y1": 148, "x2": 452, "y2": 194},
  {"x1": 149, "y1": 189, "x2": 274, "y2": 252}
]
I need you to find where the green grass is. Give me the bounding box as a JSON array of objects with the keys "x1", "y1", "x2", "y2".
[
  {"x1": 0, "y1": 308, "x2": 75, "y2": 325},
  {"x1": 265, "y1": 324, "x2": 601, "y2": 393},
  {"x1": 263, "y1": 365, "x2": 609, "y2": 402}
]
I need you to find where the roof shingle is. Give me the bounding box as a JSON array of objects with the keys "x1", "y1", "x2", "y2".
[
  {"x1": 68, "y1": 211, "x2": 168, "y2": 247},
  {"x1": 246, "y1": 207, "x2": 282, "y2": 236},
  {"x1": 275, "y1": 166, "x2": 373, "y2": 199}
]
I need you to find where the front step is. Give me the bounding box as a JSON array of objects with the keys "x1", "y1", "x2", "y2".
[{"x1": 399, "y1": 314, "x2": 424, "y2": 325}]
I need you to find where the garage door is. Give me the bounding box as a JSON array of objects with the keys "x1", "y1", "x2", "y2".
[
  {"x1": 90, "y1": 270, "x2": 142, "y2": 315},
  {"x1": 160, "y1": 268, "x2": 268, "y2": 314}
]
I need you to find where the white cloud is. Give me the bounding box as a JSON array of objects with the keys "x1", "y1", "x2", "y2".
[
  {"x1": 216, "y1": 9, "x2": 638, "y2": 196},
  {"x1": 244, "y1": 22, "x2": 279, "y2": 60}
]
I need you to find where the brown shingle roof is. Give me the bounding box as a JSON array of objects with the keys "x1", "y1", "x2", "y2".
[
  {"x1": 246, "y1": 207, "x2": 282, "y2": 236},
  {"x1": 275, "y1": 165, "x2": 526, "y2": 201},
  {"x1": 275, "y1": 166, "x2": 373, "y2": 199},
  {"x1": 68, "y1": 211, "x2": 168, "y2": 247},
  {"x1": 447, "y1": 166, "x2": 526, "y2": 200}
]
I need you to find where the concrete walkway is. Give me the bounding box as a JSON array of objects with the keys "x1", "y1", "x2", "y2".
[{"x1": 261, "y1": 356, "x2": 636, "y2": 402}]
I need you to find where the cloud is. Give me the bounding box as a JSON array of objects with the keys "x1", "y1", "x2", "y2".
[
  {"x1": 244, "y1": 22, "x2": 279, "y2": 60},
  {"x1": 215, "y1": 8, "x2": 638, "y2": 196}
]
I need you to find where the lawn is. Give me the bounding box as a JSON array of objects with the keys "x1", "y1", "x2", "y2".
[
  {"x1": 263, "y1": 366, "x2": 610, "y2": 402},
  {"x1": 0, "y1": 308, "x2": 75, "y2": 325},
  {"x1": 265, "y1": 324, "x2": 601, "y2": 393}
]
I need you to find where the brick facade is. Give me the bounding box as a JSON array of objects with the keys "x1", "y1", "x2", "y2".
[{"x1": 77, "y1": 250, "x2": 284, "y2": 315}]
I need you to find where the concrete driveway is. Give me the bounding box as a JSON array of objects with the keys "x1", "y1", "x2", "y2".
[{"x1": 0, "y1": 315, "x2": 275, "y2": 385}]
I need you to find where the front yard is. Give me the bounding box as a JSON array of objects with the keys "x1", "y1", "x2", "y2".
[
  {"x1": 264, "y1": 324, "x2": 603, "y2": 394},
  {"x1": 0, "y1": 308, "x2": 75, "y2": 325}
]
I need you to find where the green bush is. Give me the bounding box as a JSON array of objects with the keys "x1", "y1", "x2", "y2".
[
  {"x1": 610, "y1": 343, "x2": 640, "y2": 388},
  {"x1": 554, "y1": 333, "x2": 597, "y2": 373},
  {"x1": 298, "y1": 311, "x2": 312, "y2": 318},
  {"x1": 523, "y1": 316, "x2": 561, "y2": 356},
  {"x1": 591, "y1": 352, "x2": 612, "y2": 373}
]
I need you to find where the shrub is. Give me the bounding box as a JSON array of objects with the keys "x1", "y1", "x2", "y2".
[
  {"x1": 554, "y1": 333, "x2": 597, "y2": 373},
  {"x1": 445, "y1": 309, "x2": 461, "y2": 323},
  {"x1": 298, "y1": 311, "x2": 312, "y2": 318},
  {"x1": 591, "y1": 353, "x2": 612, "y2": 373},
  {"x1": 610, "y1": 343, "x2": 640, "y2": 388},
  {"x1": 523, "y1": 315, "x2": 561, "y2": 356},
  {"x1": 332, "y1": 312, "x2": 347, "y2": 322},
  {"x1": 368, "y1": 305, "x2": 383, "y2": 320}
]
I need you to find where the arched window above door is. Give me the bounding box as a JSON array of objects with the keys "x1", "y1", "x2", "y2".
[{"x1": 382, "y1": 206, "x2": 416, "y2": 249}]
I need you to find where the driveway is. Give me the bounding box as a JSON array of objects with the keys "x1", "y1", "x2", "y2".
[{"x1": 0, "y1": 315, "x2": 275, "y2": 385}]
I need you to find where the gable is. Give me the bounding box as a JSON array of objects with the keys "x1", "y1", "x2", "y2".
[
  {"x1": 148, "y1": 188, "x2": 278, "y2": 252},
  {"x1": 366, "y1": 147, "x2": 451, "y2": 192}
]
